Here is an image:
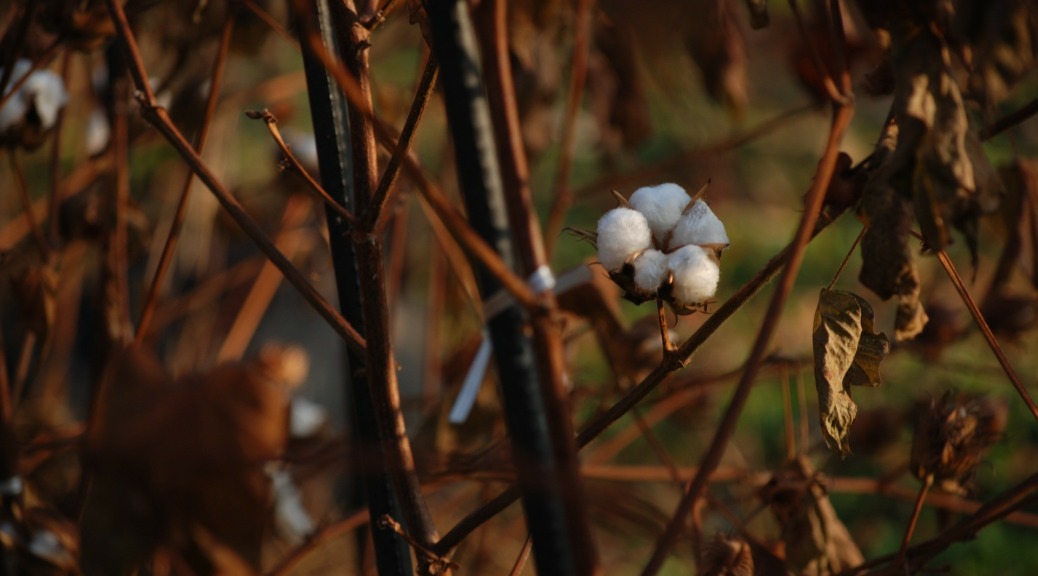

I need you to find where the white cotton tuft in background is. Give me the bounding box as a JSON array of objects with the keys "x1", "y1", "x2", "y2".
[
  {"x1": 632, "y1": 249, "x2": 669, "y2": 294},
  {"x1": 597, "y1": 207, "x2": 652, "y2": 270},
  {"x1": 0, "y1": 60, "x2": 68, "y2": 132},
  {"x1": 670, "y1": 200, "x2": 729, "y2": 250},
  {"x1": 629, "y1": 183, "x2": 691, "y2": 242},
  {"x1": 668, "y1": 244, "x2": 719, "y2": 306}
]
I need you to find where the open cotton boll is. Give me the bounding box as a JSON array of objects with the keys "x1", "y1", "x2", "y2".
[
  {"x1": 597, "y1": 207, "x2": 652, "y2": 270},
  {"x1": 629, "y1": 183, "x2": 691, "y2": 242},
  {"x1": 668, "y1": 244, "x2": 720, "y2": 307},
  {"x1": 670, "y1": 200, "x2": 729, "y2": 251},
  {"x1": 0, "y1": 61, "x2": 68, "y2": 132},
  {"x1": 632, "y1": 249, "x2": 669, "y2": 294}
]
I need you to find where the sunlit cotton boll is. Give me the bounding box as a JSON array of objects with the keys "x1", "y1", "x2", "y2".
[
  {"x1": 629, "y1": 183, "x2": 691, "y2": 242},
  {"x1": 668, "y1": 244, "x2": 720, "y2": 307},
  {"x1": 0, "y1": 60, "x2": 68, "y2": 133},
  {"x1": 670, "y1": 200, "x2": 729, "y2": 251},
  {"x1": 632, "y1": 249, "x2": 669, "y2": 295},
  {"x1": 597, "y1": 207, "x2": 653, "y2": 270}
]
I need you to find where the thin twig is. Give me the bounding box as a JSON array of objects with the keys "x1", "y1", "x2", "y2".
[
  {"x1": 508, "y1": 536, "x2": 534, "y2": 576},
  {"x1": 932, "y1": 243, "x2": 1038, "y2": 421},
  {"x1": 544, "y1": 0, "x2": 595, "y2": 256},
  {"x1": 135, "y1": 13, "x2": 235, "y2": 343},
  {"x1": 826, "y1": 224, "x2": 866, "y2": 290},
  {"x1": 980, "y1": 97, "x2": 1038, "y2": 141},
  {"x1": 367, "y1": 56, "x2": 438, "y2": 234},
  {"x1": 245, "y1": 108, "x2": 356, "y2": 225},
  {"x1": 896, "y1": 474, "x2": 933, "y2": 569},
  {"x1": 105, "y1": 0, "x2": 367, "y2": 354}
]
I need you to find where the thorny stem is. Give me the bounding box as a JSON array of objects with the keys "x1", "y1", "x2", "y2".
[
  {"x1": 640, "y1": 102, "x2": 854, "y2": 575},
  {"x1": 135, "y1": 13, "x2": 235, "y2": 344},
  {"x1": 104, "y1": 0, "x2": 367, "y2": 354},
  {"x1": 544, "y1": 0, "x2": 595, "y2": 257},
  {"x1": 932, "y1": 244, "x2": 1038, "y2": 421}
]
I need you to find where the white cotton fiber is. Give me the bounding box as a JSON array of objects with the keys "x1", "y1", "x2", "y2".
[
  {"x1": 629, "y1": 183, "x2": 691, "y2": 242},
  {"x1": 0, "y1": 60, "x2": 68, "y2": 132},
  {"x1": 632, "y1": 249, "x2": 669, "y2": 294},
  {"x1": 670, "y1": 200, "x2": 729, "y2": 250},
  {"x1": 668, "y1": 244, "x2": 719, "y2": 306},
  {"x1": 597, "y1": 207, "x2": 652, "y2": 270}
]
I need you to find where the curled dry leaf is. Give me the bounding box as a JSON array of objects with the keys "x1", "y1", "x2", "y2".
[
  {"x1": 910, "y1": 392, "x2": 1008, "y2": 495},
  {"x1": 812, "y1": 289, "x2": 890, "y2": 456},
  {"x1": 859, "y1": 121, "x2": 929, "y2": 342},
  {"x1": 887, "y1": 24, "x2": 1001, "y2": 261},
  {"x1": 80, "y1": 344, "x2": 305, "y2": 574},
  {"x1": 759, "y1": 456, "x2": 864, "y2": 574},
  {"x1": 684, "y1": 0, "x2": 748, "y2": 113}
]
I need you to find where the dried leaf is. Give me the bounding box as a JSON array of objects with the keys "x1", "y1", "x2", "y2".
[
  {"x1": 684, "y1": 0, "x2": 748, "y2": 112},
  {"x1": 760, "y1": 457, "x2": 864, "y2": 574},
  {"x1": 962, "y1": 0, "x2": 1038, "y2": 106},
  {"x1": 702, "y1": 534, "x2": 754, "y2": 576},
  {"x1": 910, "y1": 392, "x2": 1007, "y2": 494},
  {"x1": 80, "y1": 344, "x2": 304, "y2": 573},
  {"x1": 859, "y1": 122, "x2": 929, "y2": 342},
  {"x1": 813, "y1": 289, "x2": 890, "y2": 455}
]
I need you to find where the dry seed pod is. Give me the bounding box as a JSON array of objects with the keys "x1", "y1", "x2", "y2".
[
  {"x1": 702, "y1": 534, "x2": 754, "y2": 576},
  {"x1": 910, "y1": 392, "x2": 1007, "y2": 495},
  {"x1": 629, "y1": 182, "x2": 692, "y2": 242},
  {"x1": 596, "y1": 207, "x2": 653, "y2": 270}
]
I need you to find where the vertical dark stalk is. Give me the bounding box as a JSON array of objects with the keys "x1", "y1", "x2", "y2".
[
  {"x1": 426, "y1": 0, "x2": 598, "y2": 573},
  {"x1": 296, "y1": 1, "x2": 413, "y2": 573}
]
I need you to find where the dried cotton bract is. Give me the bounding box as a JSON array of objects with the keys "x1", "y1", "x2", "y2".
[{"x1": 593, "y1": 182, "x2": 729, "y2": 314}]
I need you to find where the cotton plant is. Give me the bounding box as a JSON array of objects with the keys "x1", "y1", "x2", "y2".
[
  {"x1": 588, "y1": 182, "x2": 729, "y2": 349},
  {"x1": 0, "y1": 60, "x2": 69, "y2": 149}
]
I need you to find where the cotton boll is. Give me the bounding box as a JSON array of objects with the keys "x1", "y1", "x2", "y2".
[
  {"x1": 85, "y1": 108, "x2": 110, "y2": 156},
  {"x1": 597, "y1": 207, "x2": 653, "y2": 270},
  {"x1": 670, "y1": 200, "x2": 729, "y2": 251},
  {"x1": 632, "y1": 249, "x2": 669, "y2": 294},
  {"x1": 629, "y1": 183, "x2": 691, "y2": 242},
  {"x1": 668, "y1": 244, "x2": 720, "y2": 307}
]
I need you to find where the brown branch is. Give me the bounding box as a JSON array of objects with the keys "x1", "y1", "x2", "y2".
[
  {"x1": 980, "y1": 97, "x2": 1038, "y2": 141},
  {"x1": 8, "y1": 151, "x2": 49, "y2": 258},
  {"x1": 105, "y1": 0, "x2": 367, "y2": 354}
]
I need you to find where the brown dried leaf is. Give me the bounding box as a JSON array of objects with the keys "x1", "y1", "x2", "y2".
[
  {"x1": 759, "y1": 457, "x2": 864, "y2": 574},
  {"x1": 80, "y1": 344, "x2": 304, "y2": 573},
  {"x1": 910, "y1": 392, "x2": 1008, "y2": 494},
  {"x1": 684, "y1": 0, "x2": 748, "y2": 112},
  {"x1": 962, "y1": 0, "x2": 1038, "y2": 106},
  {"x1": 992, "y1": 160, "x2": 1038, "y2": 291},
  {"x1": 859, "y1": 123, "x2": 929, "y2": 342},
  {"x1": 813, "y1": 289, "x2": 890, "y2": 455},
  {"x1": 702, "y1": 534, "x2": 754, "y2": 576}
]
